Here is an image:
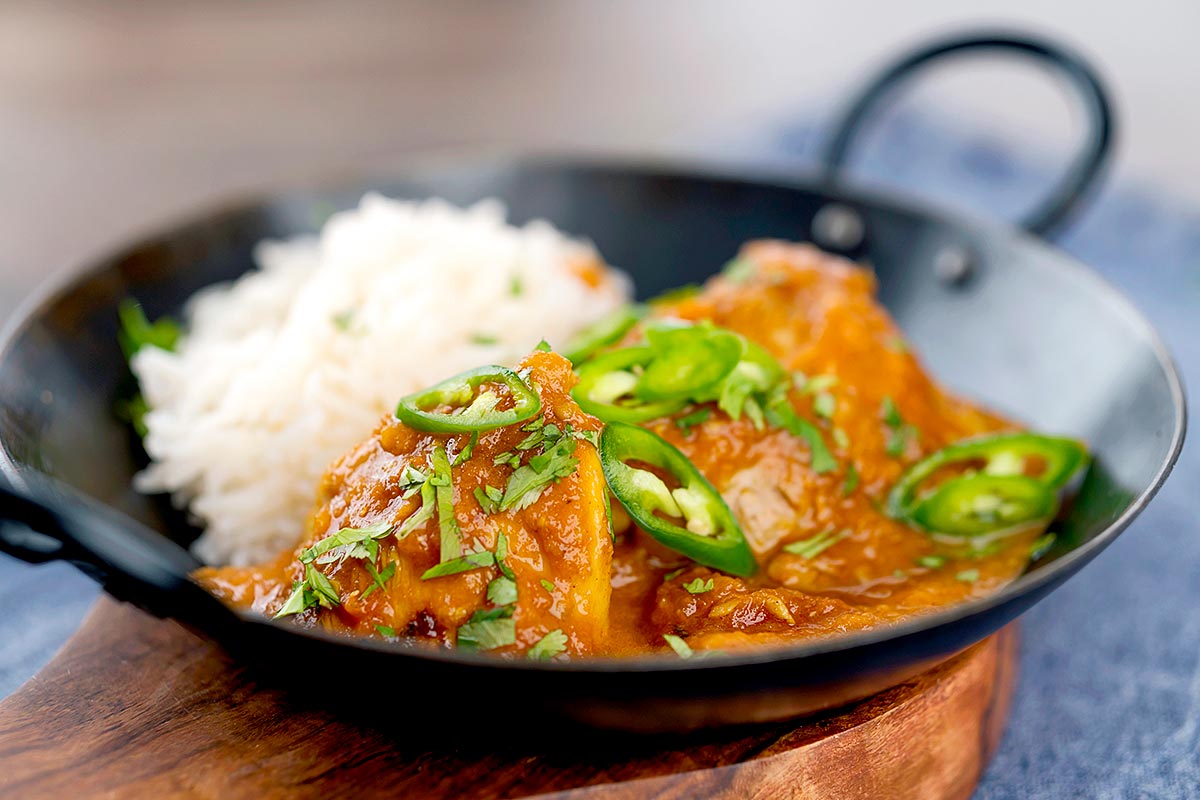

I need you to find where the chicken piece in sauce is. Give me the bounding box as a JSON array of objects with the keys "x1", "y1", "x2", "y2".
[{"x1": 197, "y1": 350, "x2": 612, "y2": 657}]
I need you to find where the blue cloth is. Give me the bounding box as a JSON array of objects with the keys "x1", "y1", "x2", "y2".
[{"x1": 2, "y1": 111, "x2": 1197, "y2": 797}]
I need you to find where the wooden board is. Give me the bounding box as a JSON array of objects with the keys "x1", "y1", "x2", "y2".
[{"x1": 0, "y1": 598, "x2": 1017, "y2": 799}]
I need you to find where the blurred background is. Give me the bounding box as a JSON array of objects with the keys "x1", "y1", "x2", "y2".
[
  {"x1": 1, "y1": 2, "x2": 1197, "y2": 798},
  {"x1": 2, "y1": 0, "x2": 1199, "y2": 319}
]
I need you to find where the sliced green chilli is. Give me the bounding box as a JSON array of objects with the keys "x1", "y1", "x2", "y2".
[
  {"x1": 562, "y1": 305, "x2": 646, "y2": 364},
  {"x1": 909, "y1": 474, "x2": 1059, "y2": 536},
  {"x1": 599, "y1": 422, "x2": 756, "y2": 577},
  {"x1": 634, "y1": 324, "x2": 743, "y2": 401},
  {"x1": 573, "y1": 347, "x2": 687, "y2": 423},
  {"x1": 887, "y1": 432, "x2": 1089, "y2": 536},
  {"x1": 395, "y1": 365, "x2": 541, "y2": 433}
]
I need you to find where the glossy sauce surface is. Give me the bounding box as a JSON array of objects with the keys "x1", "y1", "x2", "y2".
[{"x1": 198, "y1": 242, "x2": 1042, "y2": 657}]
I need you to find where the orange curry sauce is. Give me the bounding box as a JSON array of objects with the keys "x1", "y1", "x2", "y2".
[{"x1": 196, "y1": 242, "x2": 1041, "y2": 657}]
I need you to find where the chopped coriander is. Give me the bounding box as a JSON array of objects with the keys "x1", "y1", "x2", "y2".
[
  {"x1": 663, "y1": 566, "x2": 688, "y2": 581},
  {"x1": 527, "y1": 629, "x2": 568, "y2": 661},
  {"x1": 452, "y1": 432, "x2": 479, "y2": 466},
  {"x1": 1030, "y1": 532, "x2": 1057, "y2": 560},
  {"x1": 540, "y1": 578, "x2": 556, "y2": 594},
  {"x1": 396, "y1": 480, "x2": 436, "y2": 539},
  {"x1": 535, "y1": 339, "x2": 552, "y2": 352},
  {"x1": 804, "y1": 374, "x2": 838, "y2": 394},
  {"x1": 888, "y1": 336, "x2": 909, "y2": 353},
  {"x1": 683, "y1": 577, "x2": 714, "y2": 594},
  {"x1": 115, "y1": 393, "x2": 150, "y2": 438},
  {"x1": 956, "y1": 569, "x2": 980, "y2": 583},
  {"x1": 493, "y1": 450, "x2": 521, "y2": 469},
  {"x1": 509, "y1": 275, "x2": 524, "y2": 296},
  {"x1": 881, "y1": 396, "x2": 919, "y2": 458},
  {"x1": 473, "y1": 486, "x2": 500, "y2": 514},
  {"x1": 457, "y1": 607, "x2": 516, "y2": 651},
  {"x1": 663, "y1": 633, "x2": 695, "y2": 658},
  {"x1": 499, "y1": 436, "x2": 578, "y2": 511},
  {"x1": 420, "y1": 550, "x2": 495, "y2": 580},
  {"x1": 917, "y1": 555, "x2": 946, "y2": 569},
  {"x1": 813, "y1": 392, "x2": 836, "y2": 419},
  {"x1": 487, "y1": 575, "x2": 518, "y2": 606},
  {"x1": 832, "y1": 427, "x2": 850, "y2": 450},
  {"x1": 842, "y1": 463, "x2": 860, "y2": 496},
  {"x1": 471, "y1": 333, "x2": 499, "y2": 346},
  {"x1": 375, "y1": 624, "x2": 396, "y2": 637},
  {"x1": 893, "y1": 569, "x2": 908, "y2": 579},
  {"x1": 430, "y1": 446, "x2": 462, "y2": 562},
  {"x1": 332, "y1": 309, "x2": 355, "y2": 332},
  {"x1": 721, "y1": 257, "x2": 756, "y2": 284},
  {"x1": 764, "y1": 397, "x2": 838, "y2": 473},
  {"x1": 675, "y1": 407, "x2": 712, "y2": 436},
  {"x1": 301, "y1": 521, "x2": 394, "y2": 567},
  {"x1": 361, "y1": 561, "x2": 396, "y2": 598},
  {"x1": 783, "y1": 529, "x2": 848, "y2": 559},
  {"x1": 494, "y1": 530, "x2": 516, "y2": 581},
  {"x1": 273, "y1": 562, "x2": 341, "y2": 619},
  {"x1": 117, "y1": 298, "x2": 182, "y2": 360}
]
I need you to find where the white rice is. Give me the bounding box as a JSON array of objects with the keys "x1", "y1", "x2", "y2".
[{"x1": 132, "y1": 194, "x2": 630, "y2": 566}]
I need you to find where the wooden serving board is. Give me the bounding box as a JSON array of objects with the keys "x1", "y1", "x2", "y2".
[{"x1": 0, "y1": 598, "x2": 1016, "y2": 799}]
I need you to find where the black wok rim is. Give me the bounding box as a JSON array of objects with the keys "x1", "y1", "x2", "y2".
[{"x1": 0, "y1": 152, "x2": 1187, "y2": 675}]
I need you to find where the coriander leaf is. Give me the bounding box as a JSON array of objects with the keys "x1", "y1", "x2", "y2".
[
  {"x1": 452, "y1": 432, "x2": 479, "y2": 466},
  {"x1": 117, "y1": 298, "x2": 182, "y2": 360},
  {"x1": 682, "y1": 577, "x2": 714, "y2": 594},
  {"x1": 305, "y1": 563, "x2": 341, "y2": 607},
  {"x1": 115, "y1": 393, "x2": 150, "y2": 438},
  {"x1": 494, "y1": 530, "x2": 516, "y2": 580},
  {"x1": 663, "y1": 566, "x2": 688, "y2": 581},
  {"x1": 527, "y1": 629, "x2": 568, "y2": 661},
  {"x1": 361, "y1": 561, "x2": 396, "y2": 598},
  {"x1": 375, "y1": 624, "x2": 396, "y2": 637},
  {"x1": 956, "y1": 569, "x2": 980, "y2": 583},
  {"x1": 917, "y1": 555, "x2": 946, "y2": 569},
  {"x1": 813, "y1": 392, "x2": 836, "y2": 419},
  {"x1": 540, "y1": 578, "x2": 556, "y2": 594},
  {"x1": 832, "y1": 427, "x2": 850, "y2": 450},
  {"x1": 842, "y1": 463, "x2": 860, "y2": 496},
  {"x1": 473, "y1": 486, "x2": 499, "y2": 514},
  {"x1": 765, "y1": 398, "x2": 837, "y2": 473},
  {"x1": 782, "y1": 529, "x2": 847, "y2": 559},
  {"x1": 471, "y1": 333, "x2": 499, "y2": 346},
  {"x1": 302, "y1": 521, "x2": 393, "y2": 565},
  {"x1": 457, "y1": 607, "x2": 516, "y2": 651},
  {"x1": 880, "y1": 396, "x2": 919, "y2": 458},
  {"x1": 803, "y1": 374, "x2": 838, "y2": 394},
  {"x1": 332, "y1": 309, "x2": 355, "y2": 332},
  {"x1": 510, "y1": 275, "x2": 524, "y2": 296},
  {"x1": 535, "y1": 339, "x2": 552, "y2": 352},
  {"x1": 421, "y1": 551, "x2": 495, "y2": 580},
  {"x1": 1030, "y1": 532, "x2": 1057, "y2": 560},
  {"x1": 675, "y1": 407, "x2": 712, "y2": 436},
  {"x1": 487, "y1": 575, "x2": 518, "y2": 606},
  {"x1": 663, "y1": 633, "x2": 695, "y2": 658},
  {"x1": 499, "y1": 437, "x2": 578, "y2": 511},
  {"x1": 431, "y1": 446, "x2": 462, "y2": 562},
  {"x1": 273, "y1": 582, "x2": 311, "y2": 619},
  {"x1": 397, "y1": 480, "x2": 435, "y2": 539}
]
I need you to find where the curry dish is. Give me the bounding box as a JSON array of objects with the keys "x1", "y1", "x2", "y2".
[{"x1": 196, "y1": 242, "x2": 1087, "y2": 659}]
